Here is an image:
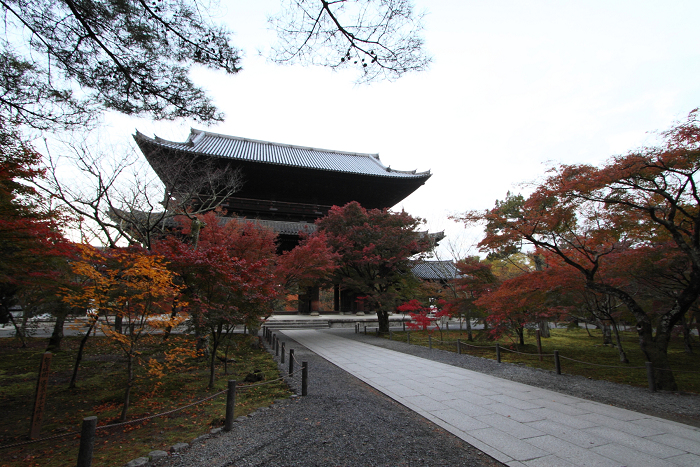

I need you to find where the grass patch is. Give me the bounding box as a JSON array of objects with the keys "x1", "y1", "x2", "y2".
[
  {"x1": 385, "y1": 328, "x2": 700, "y2": 393},
  {"x1": 0, "y1": 333, "x2": 290, "y2": 467}
]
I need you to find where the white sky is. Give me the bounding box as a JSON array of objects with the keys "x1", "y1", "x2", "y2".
[{"x1": 103, "y1": 0, "x2": 700, "y2": 257}]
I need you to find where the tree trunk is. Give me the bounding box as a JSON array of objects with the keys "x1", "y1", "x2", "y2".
[
  {"x1": 517, "y1": 325, "x2": 524, "y2": 346},
  {"x1": 162, "y1": 304, "x2": 179, "y2": 341},
  {"x1": 120, "y1": 353, "x2": 133, "y2": 421},
  {"x1": 538, "y1": 320, "x2": 551, "y2": 338},
  {"x1": 7, "y1": 313, "x2": 26, "y2": 348},
  {"x1": 114, "y1": 314, "x2": 123, "y2": 334},
  {"x1": 376, "y1": 309, "x2": 389, "y2": 334},
  {"x1": 610, "y1": 320, "x2": 629, "y2": 363},
  {"x1": 46, "y1": 314, "x2": 66, "y2": 351},
  {"x1": 466, "y1": 316, "x2": 473, "y2": 342},
  {"x1": 208, "y1": 325, "x2": 221, "y2": 389},
  {"x1": 681, "y1": 315, "x2": 693, "y2": 354},
  {"x1": 600, "y1": 320, "x2": 612, "y2": 345},
  {"x1": 69, "y1": 321, "x2": 95, "y2": 388},
  {"x1": 637, "y1": 316, "x2": 677, "y2": 390}
]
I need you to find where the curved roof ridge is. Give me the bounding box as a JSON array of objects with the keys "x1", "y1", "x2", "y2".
[
  {"x1": 188, "y1": 128, "x2": 380, "y2": 158},
  {"x1": 134, "y1": 129, "x2": 431, "y2": 180}
]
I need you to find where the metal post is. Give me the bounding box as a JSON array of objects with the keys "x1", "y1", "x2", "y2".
[
  {"x1": 275, "y1": 336, "x2": 279, "y2": 357},
  {"x1": 496, "y1": 343, "x2": 501, "y2": 363},
  {"x1": 302, "y1": 362, "x2": 308, "y2": 396},
  {"x1": 289, "y1": 349, "x2": 294, "y2": 376},
  {"x1": 429, "y1": 335, "x2": 432, "y2": 349},
  {"x1": 224, "y1": 380, "x2": 236, "y2": 432},
  {"x1": 554, "y1": 350, "x2": 561, "y2": 375},
  {"x1": 281, "y1": 342, "x2": 285, "y2": 364},
  {"x1": 457, "y1": 339, "x2": 461, "y2": 355},
  {"x1": 646, "y1": 362, "x2": 656, "y2": 392},
  {"x1": 364, "y1": 325, "x2": 367, "y2": 335},
  {"x1": 272, "y1": 334, "x2": 277, "y2": 352},
  {"x1": 76, "y1": 416, "x2": 97, "y2": 467}
]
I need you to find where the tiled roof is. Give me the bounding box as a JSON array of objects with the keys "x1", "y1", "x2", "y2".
[
  {"x1": 134, "y1": 129, "x2": 430, "y2": 179},
  {"x1": 412, "y1": 261, "x2": 461, "y2": 281}
]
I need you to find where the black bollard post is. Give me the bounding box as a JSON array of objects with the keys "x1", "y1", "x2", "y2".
[
  {"x1": 289, "y1": 349, "x2": 294, "y2": 376},
  {"x1": 364, "y1": 325, "x2": 367, "y2": 335},
  {"x1": 646, "y1": 362, "x2": 656, "y2": 392},
  {"x1": 496, "y1": 343, "x2": 501, "y2": 363},
  {"x1": 76, "y1": 416, "x2": 97, "y2": 467},
  {"x1": 275, "y1": 336, "x2": 279, "y2": 357},
  {"x1": 281, "y1": 342, "x2": 286, "y2": 364},
  {"x1": 554, "y1": 350, "x2": 561, "y2": 375},
  {"x1": 302, "y1": 362, "x2": 308, "y2": 396},
  {"x1": 225, "y1": 380, "x2": 236, "y2": 432}
]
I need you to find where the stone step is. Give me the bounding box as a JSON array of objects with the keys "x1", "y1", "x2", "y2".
[{"x1": 263, "y1": 320, "x2": 330, "y2": 329}]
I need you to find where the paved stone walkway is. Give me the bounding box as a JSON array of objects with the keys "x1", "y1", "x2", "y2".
[{"x1": 281, "y1": 329, "x2": 700, "y2": 467}]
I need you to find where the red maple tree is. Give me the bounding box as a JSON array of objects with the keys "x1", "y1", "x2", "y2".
[
  {"x1": 458, "y1": 110, "x2": 700, "y2": 390},
  {"x1": 316, "y1": 201, "x2": 429, "y2": 333},
  {"x1": 0, "y1": 122, "x2": 76, "y2": 345},
  {"x1": 155, "y1": 212, "x2": 280, "y2": 388}
]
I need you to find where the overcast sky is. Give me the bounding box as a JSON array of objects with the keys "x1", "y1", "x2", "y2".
[{"x1": 105, "y1": 0, "x2": 700, "y2": 257}]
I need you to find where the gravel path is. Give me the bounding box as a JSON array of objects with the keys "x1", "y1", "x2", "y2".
[{"x1": 152, "y1": 328, "x2": 700, "y2": 467}]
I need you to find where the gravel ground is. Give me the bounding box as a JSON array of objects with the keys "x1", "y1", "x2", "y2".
[{"x1": 151, "y1": 328, "x2": 700, "y2": 467}]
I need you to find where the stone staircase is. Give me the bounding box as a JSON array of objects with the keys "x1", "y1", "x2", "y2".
[{"x1": 263, "y1": 319, "x2": 330, "y2": 330}]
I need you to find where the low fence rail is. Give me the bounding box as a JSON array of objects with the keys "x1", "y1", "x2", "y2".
[{"x1": 1, "y1": 328, "x2": 309, "y2": 467}]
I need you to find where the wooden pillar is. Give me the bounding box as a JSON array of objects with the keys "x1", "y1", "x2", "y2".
[
  {"x1": 334, "y1": 284, "x2": 340, "y2": 312},
  {"x1": 310, "y1": 287, "x2": 320, "y2": 315},
  {"x1": 298, "y1": 290, "x2": 310, "y2": 314}
]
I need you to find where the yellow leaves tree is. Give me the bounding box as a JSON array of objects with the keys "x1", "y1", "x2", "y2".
[{"x1": 62, "y1": 244, "x2": 183, "y2": 420}]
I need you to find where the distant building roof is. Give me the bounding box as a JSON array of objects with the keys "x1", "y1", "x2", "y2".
[
  {"x1": 412, "y1": 261, "x2": 461, "y2": 281},
  {"x1": 134, "y1": 129, "x2": 430, "y2": 180}
]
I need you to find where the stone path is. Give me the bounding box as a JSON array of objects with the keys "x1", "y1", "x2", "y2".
[{"x1": 281, "y1": 329, "x2": 700, "y2": 467}]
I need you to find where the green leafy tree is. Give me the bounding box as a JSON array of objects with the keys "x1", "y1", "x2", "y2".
[{"x1": 1, "y1": 0, "x2": 430, "y2": 130}]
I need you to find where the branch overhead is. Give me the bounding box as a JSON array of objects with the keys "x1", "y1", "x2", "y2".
[{"x1": 269, "y1": 0, "x2": 431, "y2": 83}]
